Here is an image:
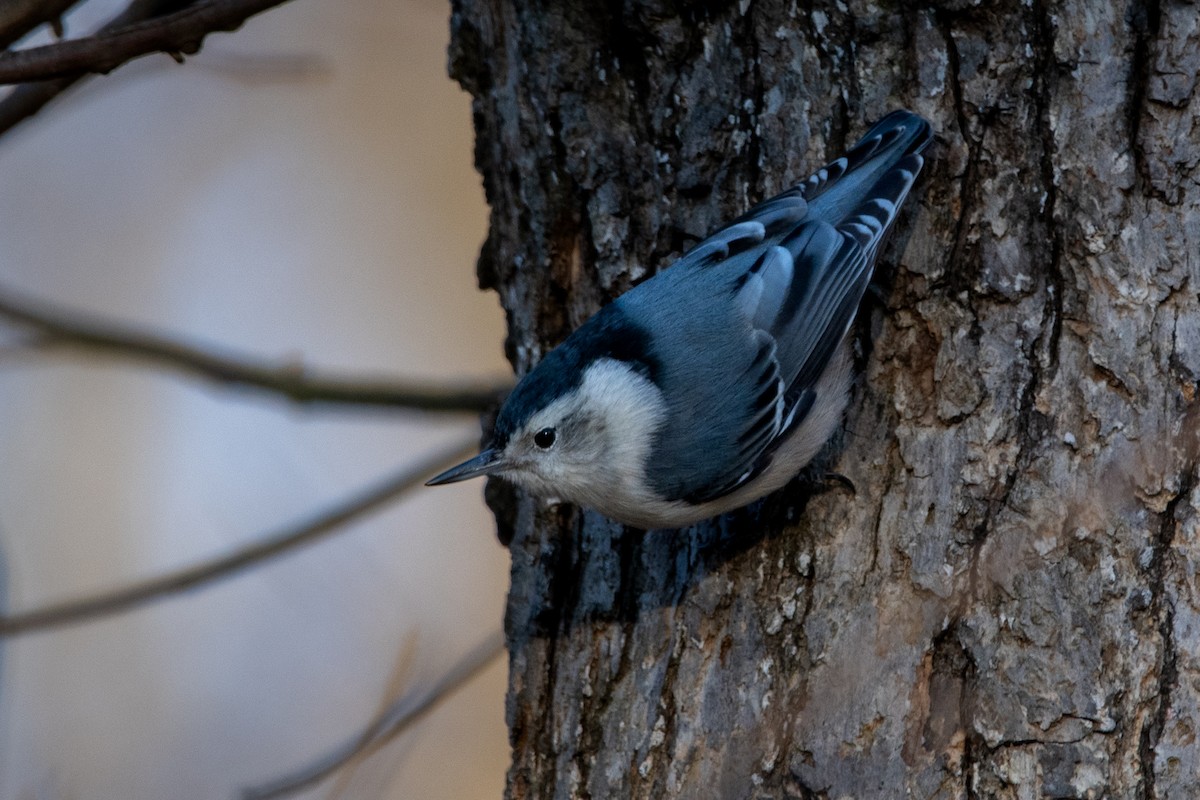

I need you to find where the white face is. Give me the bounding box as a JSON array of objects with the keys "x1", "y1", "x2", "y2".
[{"x1": 495, "y1": 358, "x2": 668, "y2": 510}]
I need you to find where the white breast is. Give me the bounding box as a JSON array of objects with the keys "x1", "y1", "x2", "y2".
[{"x1": 548, "y1": 359, "x2": 682, "y2": 525}]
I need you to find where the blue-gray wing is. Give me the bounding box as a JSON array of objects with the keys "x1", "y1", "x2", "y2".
[{"x1": 646, "y1": 110, "x2": 933, "y2": 505}]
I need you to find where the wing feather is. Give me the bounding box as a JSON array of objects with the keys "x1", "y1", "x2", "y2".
[{"x1": 637, "y1": 111, "x2": 933, "y2": 505}]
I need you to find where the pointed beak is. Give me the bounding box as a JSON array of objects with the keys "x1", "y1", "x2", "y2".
[{"x1": 425, "y1": 448, "x2": 504, "y2": 486}]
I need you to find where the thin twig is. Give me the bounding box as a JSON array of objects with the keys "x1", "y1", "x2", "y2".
[
  {"x1": 0, "y1": 0, "x2": 81, "y2": 49},
  {"x1": 243, "y1": 629, "x2": 506, "y2": 799},
  {"x1": 0, "y1": 0, "x2": 296, "y2": 84},
  {"x1": 0, "y1": 2, "x2": 217, "y2": 137},
  {"x1": 0, "y1": 437, "x2": 479, "y2": 637},
  {"x1": 0, "y1": 285, "x2": 509, "y2": 411},
  {"x1": 0, "y1": 74, "x2": 79, "y2": 135}
]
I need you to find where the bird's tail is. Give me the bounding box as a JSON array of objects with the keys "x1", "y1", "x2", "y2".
[{"x1": 803, "y1": 110, "x2": 933, "y2": 235}]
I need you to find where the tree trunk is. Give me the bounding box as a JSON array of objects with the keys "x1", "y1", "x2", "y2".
[{"x1": 448, "y1": 0, "x2": 1200, "y2": 797}]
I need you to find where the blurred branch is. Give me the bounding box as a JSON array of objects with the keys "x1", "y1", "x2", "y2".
[
  {"x1": 0, "y1": 1, "x2": 301, "y2": 136},
  {"x1": 190, "y1": 50, "x2": 330, "y2": 85},
  {"x1": 0, "y1": 285, "x2": 509, "y2": 411},
  {"x1": 0, "y1": 0, "x2": 296, "y2": 84},
  {"x1": 0, "y1": 329, "x2": 52, "y2": 358},
  {"x1": 0, "y1": 1, "x2": 158, "y2": 136},
  {"x1": 0, "y1": 0, "x2": 104, "y2": 135},
  {"x1": 0, "y1": 0, "x2": 80, "y2": 49},
  {"x1": 243, "y1": 629, "x2": 506, "y2": 799},
  {"x1": 0, "y1": 437, "x2": 478, "y2": 637},
  {"x1": 0, "y1": 74, "x2": 78, "y2": 134}
]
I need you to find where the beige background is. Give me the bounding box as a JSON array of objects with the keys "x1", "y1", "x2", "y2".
[{"x1": 0, "y1": 0, "x2": 510, "y2": 797}]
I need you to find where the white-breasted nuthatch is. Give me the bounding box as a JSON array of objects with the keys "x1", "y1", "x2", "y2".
[{"x1": 429, "y1": 110, "x2": 933, "y2": 529}]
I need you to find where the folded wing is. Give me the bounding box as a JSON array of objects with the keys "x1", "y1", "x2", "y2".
[{"x1": 658, "y1": 110, "x2": 933, "y2": 504}]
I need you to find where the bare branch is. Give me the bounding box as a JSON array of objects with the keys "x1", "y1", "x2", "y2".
[
  {"x1": 0, "y1": 74, "x2": 78, "y2": 134},
  {"x1": 0, "y1": 0, "x2": 81, "y2": 49},
  {"x1": 243, "y1": 629, "x2": 506, "y2": 799},
  {"x1": 0, "y1": 285, "x2": 510, "y2": 412},
  {"x1": 0, "y1": 2, "x2": 239, "y2": 137},
  {"x1": 0, "y1": 0, "x2": 297, "y2": 84},
  {"x1": 0, "y1": 437, "x2": 480, "y2": 637}
]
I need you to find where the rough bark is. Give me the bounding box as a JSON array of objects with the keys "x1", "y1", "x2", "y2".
[{"x1": 448, "y1": 1, "x2": 1200, "y2": 797}]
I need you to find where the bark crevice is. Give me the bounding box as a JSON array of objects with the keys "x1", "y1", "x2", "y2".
[
  {"x1": 1137, "y1": 462, "x2": 1194, "y2": 799},
  {"x1": 1126, "y1": 0, "x2": 1164, "y2": 201}
]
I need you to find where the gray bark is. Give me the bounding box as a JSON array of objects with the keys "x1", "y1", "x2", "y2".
[{"x1": 448, "y1": 0, "x2": 1200, "y2": 797}]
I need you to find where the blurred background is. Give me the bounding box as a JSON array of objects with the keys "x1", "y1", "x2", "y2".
[{"x1": 0, "y1": 0, "x2": 510, "y2": 798}]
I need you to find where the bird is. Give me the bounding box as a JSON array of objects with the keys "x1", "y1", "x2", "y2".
[{"x1": 428, "y1": 110, "x2": 933, "y2": 529}]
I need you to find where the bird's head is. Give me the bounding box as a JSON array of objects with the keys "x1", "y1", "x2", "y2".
[{"x1": 427, "y1": 307, "x2": 665, "y2": 509}]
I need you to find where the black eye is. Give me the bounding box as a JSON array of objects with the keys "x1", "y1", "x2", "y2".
[{"x1": 533, "y1": 427, "x2": 557, "y2": 449}]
